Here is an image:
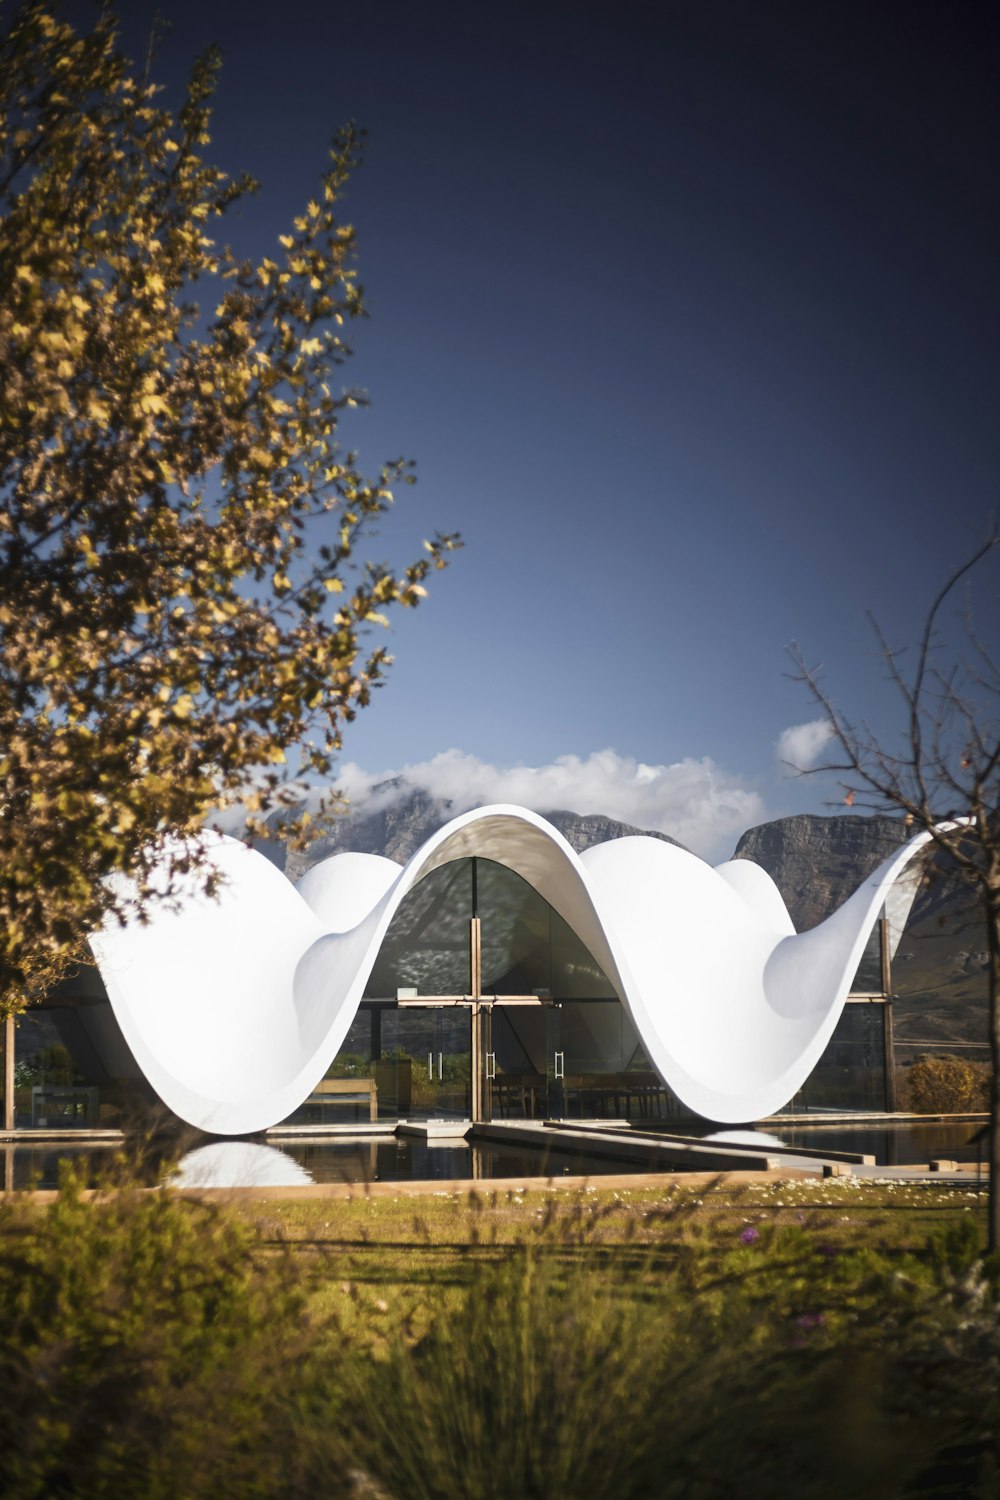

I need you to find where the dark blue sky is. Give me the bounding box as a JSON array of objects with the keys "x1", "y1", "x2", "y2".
[{"x1": 102, "y1": 0, "x2": 998, "y2": 854}]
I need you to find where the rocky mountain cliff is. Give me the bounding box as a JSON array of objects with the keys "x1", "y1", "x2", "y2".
[
  {"x1": 273, "y1": 782, "x2": 682, "y2": 881},
  {"x1": 732, "y1": 813, "x2": 908, "y2": 931}
]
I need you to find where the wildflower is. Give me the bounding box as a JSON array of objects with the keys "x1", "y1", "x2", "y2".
[
  {"x1": 739, "y1": 1226, "x2": 760, "y2": 1245},
  {"x1": 796, "y1": 1312, "x2": 825, "y2": 1329}
]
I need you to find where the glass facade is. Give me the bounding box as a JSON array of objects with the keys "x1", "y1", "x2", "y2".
[
  {"x1": 9, "y1": 967, "x2": 154, "y2": 1131},
  {"x1": 360, "y1": 857, "x2": 618, "y2": 1003},
  {"x1": 850, "y1": 920, "x2": 884, "y2": 994},
  {"x1": 290, "y1": 857, "x2": 681, "y2": 1125},
  {"x1": 783, "y1": 1001, "x2": 889, "y2": 1113},
  {"x1": 302, "y1": 870, "x2": 895, "y2": 1124}
]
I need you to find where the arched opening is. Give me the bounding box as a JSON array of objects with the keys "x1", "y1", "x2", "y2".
[{"x1": 283, "y1": 856, "x2": 668, "y2": 1126}]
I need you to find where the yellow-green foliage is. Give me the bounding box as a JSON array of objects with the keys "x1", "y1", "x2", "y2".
[
  {"x1": 906, "y1": 1053, "x2": 991, "y2": 1113},
  {"x1": 0, "y1": 1163, "x2": 336, "y2": 1498},
  {"x1": 0, "y1": 3, "x2": 458, "y2": 1009}
]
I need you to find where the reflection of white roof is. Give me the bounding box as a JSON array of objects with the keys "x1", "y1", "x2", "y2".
[
  {"x1": 89, "y1": 804, "x2": 936, "y2": 1136},
  {"x1": 170, "y1": 1141, "x2": 313, "y2": 1188}
]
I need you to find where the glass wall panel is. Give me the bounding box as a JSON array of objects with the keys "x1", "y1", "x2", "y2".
[
  {"x1": 849, "y1": 917, "x2": 884, "y2": 994},
  {"x1": 15, "y1": 997, "x2": 153, "y2": 1129},
  {"x1": 476, "y1": 861, "x2": 617, "y2": 999},
  {"x1": 550, "y1": 911, "x2": 616, "y2": 1000},
  {"x1": 477, "y1": 860, "x2": 553, "y2": 996},
  {"x1": 384, "y1": 1007, "x2": 470, "y2": 1119},
  {"x1": 281, "y1": 1004, "x2": 472, "y2": 1125},
  {"x1": 490, "y1": 1005, "x2": 550, "y2": 1119},
  {"x1": 489, "y1": 1000, "x2": 680, "y2": 1121},
  {"x1": 546, "y1": 1000, "x2": 675, "y2": 1121},
  {"x1": 364, "y1": 860, "x2": 472, "y2": 997},
  {"x1": 784, "y1": 1002, "x2": 888, "y2": 1113}
]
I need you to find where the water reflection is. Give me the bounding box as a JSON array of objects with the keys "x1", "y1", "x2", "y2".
[
  {"x1": 692, "y1": 1120, "x2": 983, "y2": 1165},
  {"x1": 0, "y1": 1120, "x2": 988, "y2": 1190},
  {"x1": 266, "y1": 1136, "x2": 650, "y2": 1183},
  {"x1": 768, "y1": 1121, "x2": 983, "y2": 1166},
  {"x1": 171, "y1": 1142, "x2": 314, "y2": 1188},
  {"x1": 704, "y1": 1129, "x2": 788, "y2": 1149}
]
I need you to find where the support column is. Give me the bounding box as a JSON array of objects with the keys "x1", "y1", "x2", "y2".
[
  {"x1": 883, "y1": 999, "x2": 897, "y2": 1113},
  {"x1": 879, "y1": 916, "x2": 896, "y2": 1111},
  {"x1": 470, "y1": 1001, "x2": 482, "y2": 1122},
  {"x1": 4, "y1": 1013, "x2": 14, "y2": 1133},
  {"x1": 468, "y1": 916, "x2": 492, "y2": 1123},
  {"x1": 879, "y1": 915, "x2": 892, "y2": 996}
]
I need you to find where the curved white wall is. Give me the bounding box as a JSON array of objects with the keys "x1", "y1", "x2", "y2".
[{"x1": 89, "y1": 805, "x2": 936, "y2": 1135}]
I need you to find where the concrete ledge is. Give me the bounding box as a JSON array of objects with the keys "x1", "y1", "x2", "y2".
[
  {"x1": 472, "y1": 1120, "x2": 784, "y2": 1173},
  {"x1": 396, "y1": 1121, "x2": 472, "y2": 1142},
  {"x1": 554, "y1": 1121, "x2": 875, "y2": 1167},
  {"x1": 763, "y1": 1111, "x2": 988, "y2": 1125},
  {"x1": 0, "y1": 1129, "x2": 125, "y2": 1144},
  {"x1": 266, "y1": 1121, "x2": 398, "y2": 1139}
]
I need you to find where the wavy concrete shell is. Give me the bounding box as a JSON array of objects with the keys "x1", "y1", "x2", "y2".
[{"x1": 89, "y1": 805, "x2": 937, "y2": 1135}]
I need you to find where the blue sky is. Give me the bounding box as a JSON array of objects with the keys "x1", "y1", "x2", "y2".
[{"x1": 107, "y1": 0, "x2": 997, "y2": 858}]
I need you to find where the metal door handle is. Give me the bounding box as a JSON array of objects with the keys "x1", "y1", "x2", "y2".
[
  {"x1": 486, "y1": 1052, "x2": 496, "y2": 1080},
  {"x1": 554, "y1": 1051, "x2": 564, "y2": 1079},
  {"x1": 438, "y1": 1052, "x2": 443, "y2": 1080},
  {"x1": 427, "y1": 1052, "x2": 433, "y2": 1080}
]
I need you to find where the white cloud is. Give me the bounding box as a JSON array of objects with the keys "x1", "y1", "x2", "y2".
[
  {"x1": 332, "y1": 748, "x2": 766, "y2": 862},
  {"x1": 775, "y1": 718, "x2": 834, "y2": 774}
]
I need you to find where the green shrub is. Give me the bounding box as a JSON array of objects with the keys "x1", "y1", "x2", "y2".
[
  {"x1": 906, "y1": 1054, "x2": 991, "y2": 1113},
  {"x1": 0, "y1": 1161, "x2": 342, "y2": 1499}
]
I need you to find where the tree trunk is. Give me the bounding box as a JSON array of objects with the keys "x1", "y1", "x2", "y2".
[{"x1": 987, "y1": 897, "x2": 1000, "y2": 1254}]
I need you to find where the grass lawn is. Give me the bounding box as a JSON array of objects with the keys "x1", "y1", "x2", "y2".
[{"x1": 225, "y1": 1174, "x2": 990, "y2": 1350}]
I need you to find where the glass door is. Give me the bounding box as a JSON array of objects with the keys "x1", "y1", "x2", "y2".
[
  {"x1": 543, "y1": 1002, "x2": 651, "y2": 1120},
  {"x1": 545, "y1": 1002, "x2": 565, "y2": 1119},
  {"x1": 433, "y1": 1006, "x2": 471, "y2": 1119},
  {"x1": 391, "y1": 1006, "x2": 470, "y2": 1120}
]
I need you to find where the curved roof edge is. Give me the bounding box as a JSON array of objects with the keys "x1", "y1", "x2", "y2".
[{"x1": 89, "y1": 804, "x2": 941, "y2": 1134}]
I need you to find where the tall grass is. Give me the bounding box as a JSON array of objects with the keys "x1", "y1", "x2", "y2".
[
  {"x1": 339, "y1": 1197, "x2": 1000, "y2": 1500},
  {"x1": 346, "y1": 1236, "x2": 691, "y2": 1498},
  {"x1": 0, "y1": 1169, "x2": 998, "y2": 1497}
]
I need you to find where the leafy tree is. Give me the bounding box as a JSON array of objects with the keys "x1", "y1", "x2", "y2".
[
  {"x1": 0, "y1": 4, "x2": 457, "y2": 1011},
  {"x1": 793, "y1": 531, "x2": 1000, "y2": 1247}
]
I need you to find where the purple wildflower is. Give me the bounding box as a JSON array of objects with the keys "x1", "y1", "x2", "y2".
[
  {"x1": 739, "y1": 1226, "x2": 760, "y2": 1245},
  {"x1": 796, "y1": 1312, "x2": 825, "y2": 1329}
]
